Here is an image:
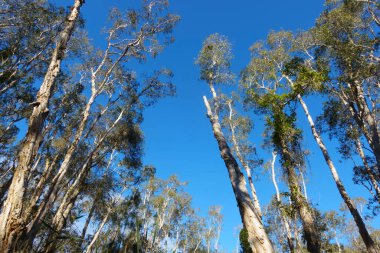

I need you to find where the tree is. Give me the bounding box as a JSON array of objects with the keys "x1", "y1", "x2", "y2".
[
  {"x1": 0, "y1": 0, "x2": 180, "y2": 251},
  {"x1": 197, "y1": 33, "x2": 274, "y2": 253},
  {"x1": 241, "y1": 29, "x2": 379, "y2": 252},
  {"x1": 312, "y1": 0, "x2": 380, "y2": 173},
  {"x1": 0, "y1": 1, "x2": 85, "y2": 251},
  {"x1": 241, "y1": 31, "x2": 322, "y2": 252}
]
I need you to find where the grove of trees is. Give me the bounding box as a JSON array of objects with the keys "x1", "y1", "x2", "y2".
[{"x1": 0, "y1": 0, "x2": 379, "y2": 252}]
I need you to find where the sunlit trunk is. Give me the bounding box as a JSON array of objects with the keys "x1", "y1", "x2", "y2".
[
  {"x1": 203, "y1": 94, "x2": 274, "y2": 253},
  {"x1": 297, "y1": 94, "x2": 378, "y2": 253}
]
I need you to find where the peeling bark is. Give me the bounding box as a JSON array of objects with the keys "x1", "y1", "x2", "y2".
[{"x1": 0, "y1": 1, "x2": 84, "y2": 251}]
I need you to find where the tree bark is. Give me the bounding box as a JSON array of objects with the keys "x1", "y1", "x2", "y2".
[
  {"x1": 0, "y1": 1, "x2": 84, "y2": 251},
  {"x1": 297, "y1": 94, "x2": 379, "y2": 253},
  {"x1": 203, "y1": 95, "x2": 274, "y2": 253},
  {"x1": 282, "y1": 151, "x2": 320, "y2": 253},
  {"x1": 85, "y1": 210, "x2": 111, "y2": 253}
]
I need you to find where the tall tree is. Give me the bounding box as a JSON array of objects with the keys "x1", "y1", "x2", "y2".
[
  {"x1": 241, "y1": 32, "x2": 322, "y2": 252},
  {"x1": 312, "y1": 0, "x2": 380, "y2": 171},
  {"x1": 0, "y1": 1, "x2": 85, "y2": 251},
  {"x1": 197, "y1": 33, "x2": 274, "y2": 253},
  {"x1": 242, "y1": 29, "x2": 379, "y2": 252}
]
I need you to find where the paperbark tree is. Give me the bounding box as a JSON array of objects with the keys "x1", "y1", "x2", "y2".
[{"x1": 0, "y1": 1, "x2": 84, "y2": 251}]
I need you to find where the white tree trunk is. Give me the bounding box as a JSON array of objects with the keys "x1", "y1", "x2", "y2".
[
  {"x1": 270, "y1": 151, "x2": 295, "y2": 252},
  {"x1": 203, "y1": 95, "x2": 274, "y2": 253},
  {"x1": 297, "y1": 94, "x2": 378, "y2": 253},
  {"x1": 227, "y1": 102, "x2": 262, "y2": 218}
]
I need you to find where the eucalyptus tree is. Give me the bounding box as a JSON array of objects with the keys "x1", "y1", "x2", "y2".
[
  {"x1": 222, "y1": 97, "x2": 263, "y2": 218},
  {"x1": 311, "y1": 0, "x2": 380, "y2": 172},
  {"x1": 0, "y1": 0, "x2": 180, "y2": 251},
  {"x1": 241, "y1": 29, "x2": 379, "y2": 252},
  {"x1": 203, "y1": 205, "x2": 223, "y2": 253},
  {"x1": 197, "y1": 33, "x2": 274, "y2": 253},
  {"x1": 310, "y1": 0, "x2": 380, "y2": 211},
  {"x1": 241, "y1": 32, "x2": 322, "y2": 252},
  {"x1": 266, "y1": 151, "x2": 296, "y2": 252}
]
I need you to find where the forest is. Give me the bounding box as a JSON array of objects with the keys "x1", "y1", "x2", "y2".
[{"x1": 0, "y1": 0, "x2": 379, "y2": 252}]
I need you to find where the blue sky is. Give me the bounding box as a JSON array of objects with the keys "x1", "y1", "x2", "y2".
[{"x1": 52, "y1": 0, "x2": 378, "y2": 251}]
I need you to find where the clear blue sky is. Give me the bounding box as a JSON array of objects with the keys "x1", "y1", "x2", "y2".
[{"x1": 53, "y1": 0, "x2": 377, "y2": 251}]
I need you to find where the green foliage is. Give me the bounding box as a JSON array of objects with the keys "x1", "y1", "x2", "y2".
[
  {"x1": 196, "y1": 33, "x2": 235, "y2": 85},
  {"x1": 239, "y1": 227, "x2": 252, "y2": 253}
]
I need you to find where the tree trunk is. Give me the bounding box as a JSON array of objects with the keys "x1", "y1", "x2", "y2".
[
  {"x1": 282, "y1": 152, "x2": 320, "y2": 253},
  {"x1": 85, "y1": 210, "x2": 111, "y2": 253},
  {"x1": 270, "y1": 151, "x2": 295, "y2": 253},
  {"x1": 297, "y1": 94, "x2": 379, "y2": 253},
  {"x1": 227, "y1": 102, "x2": 262, "y2": 218},
  {"x1": 203, "y1": 95, "x2": 274, "y2": 253},
  {"x1": 0, "y1": 1, "x2": 84, "y2": 251},
  {"x1": 354, "y1": 134, "x2": 380, "y2": 203},
  {"x1": 338, "y1": 83, "x2": 380, "y2": 172},
  {"x1": 352, "y1": 82, "x2": 380, "y2": 171},
  {"x1": 80, "y1": 199, "x2": 97, "y2": 246}
]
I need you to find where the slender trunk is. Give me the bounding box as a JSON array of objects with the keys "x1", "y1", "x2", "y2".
[
  {"x1": 334, "y1": 230, "x2": 342, "y2": 253},
  {"x1": 352, "y1": 82, "x2": 380, "y2": 170},
  {"x1": 354, "y1": 134, "x2": 380, "y2": 202},
  {"x1": 19, "y1": 29, "x2": 140, "y2": 244},
  {"x1": 26, "y1": 110, "x2": 123, "y2": 247},
  {"x1": 203, "y1": 95, "x2": 274, "y2": 253},
  {"x1": 297, "y1": 94, "x2": 379, "y2": 253},
  {"x1": 25, "y1": 90, "x2": 99, "y2": 232},
  {"x1": 24, "y1": 154, "x2": 59, "y2": 220},
  {"x1": 85, "y1": 186, "x2": 126, "y2": 253},
  {"x1": 193, "y1": 239, "x2": 202, "y2": 253},
  {"x1": 0, "y1": 1, "x2": 84, "y2": 251},
  {"x1": 214, "y1": 225, "x2": 221, "y2": 252},
  {"x1": 27, "y1": 156, "x2": 93, "y2": 247},
  {"x1": 80, "y1": 200, "x2": 96, "y2": 246},
  {"x1": 43, "y1": 188, "x2": 80, "y2": 253},
  {"x1": 338, "y1": 83, "x2": 380, "y2": 171},
  {"x1": 85, "y1": 211, "x2": 111, "y2": 253},
  {"x1": 227, "y1": 102, "x2": 262, "y2": 218},
  {"x1": 270, "y1": 151, "x2": 295, "y2": 253},
  {"x1": 300, "y1": 170, "x2": 308, "y2": 201}
]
